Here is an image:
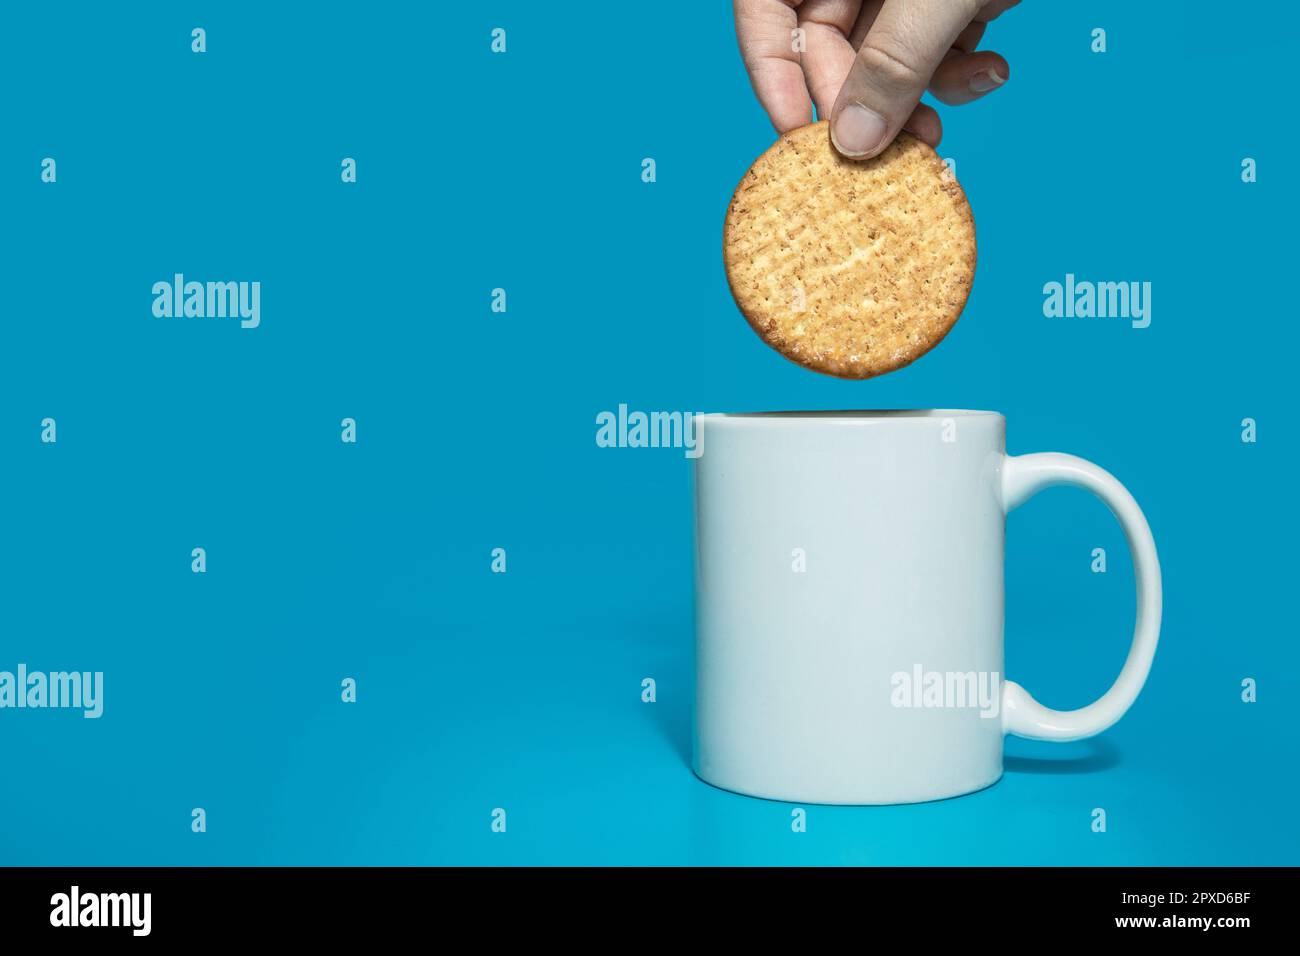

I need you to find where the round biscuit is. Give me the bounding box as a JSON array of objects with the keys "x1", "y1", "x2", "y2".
[{"x1": 723, "y1": 120, "x2": 976, "y2": 379}]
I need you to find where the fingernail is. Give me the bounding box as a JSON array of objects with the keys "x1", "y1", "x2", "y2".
[
  {"x1": 969, "y1": 68, "x2": 1006, "y2": 94},
  {"x1": 832, "y1": 104, "x2": 888, "y2": 157}
]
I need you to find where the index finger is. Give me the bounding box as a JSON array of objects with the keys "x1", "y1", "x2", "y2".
[{"x1": 734, "y1": 0, "x2": 815, "y2": 132}]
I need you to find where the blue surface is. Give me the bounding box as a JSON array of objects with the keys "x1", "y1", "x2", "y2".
[{"x1": 1, "y1": 1, "x2": 1295, "y2": 865}]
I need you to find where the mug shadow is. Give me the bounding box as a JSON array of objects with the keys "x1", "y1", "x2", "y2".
[
  {"x1": 650, "y1": 707, "x2": 1122, "y2": 777},
  {"x1": 647, "y1": 681, "x2": 693, "y2": 768},
  {"x1": 1003, "y1": 736, "x2": 1122, "y2": 775}
]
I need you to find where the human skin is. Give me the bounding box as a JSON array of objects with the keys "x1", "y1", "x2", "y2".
[{"x1": 734, "y1": 0, "x2": 1021, "y2": 157}]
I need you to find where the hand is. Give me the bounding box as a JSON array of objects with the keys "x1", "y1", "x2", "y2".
[{"x1": 734, "y1": 0, "x2": 1020, "y2": 158}]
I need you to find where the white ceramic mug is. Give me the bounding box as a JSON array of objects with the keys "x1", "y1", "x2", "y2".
[{"x1": 692, "y1": 410, "x2": 1161, "y2": 805}]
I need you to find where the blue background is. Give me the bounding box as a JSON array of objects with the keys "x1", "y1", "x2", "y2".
[{"x1": 1, "y1": 1, "x2": 1295, "y2": 865}]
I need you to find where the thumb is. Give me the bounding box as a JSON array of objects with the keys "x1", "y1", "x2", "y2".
[{"x1": 830, "y1": 0, "x2": 980, "y2": 159}]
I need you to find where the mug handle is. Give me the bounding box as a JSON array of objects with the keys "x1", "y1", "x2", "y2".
[{"x1": 1000, "y1": 453, "x2": 1162, "y2": 741}]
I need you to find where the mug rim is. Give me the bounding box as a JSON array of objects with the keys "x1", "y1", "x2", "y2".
[{"x1": 700, "y1": 409, "x2": 1003, "y2": 422}]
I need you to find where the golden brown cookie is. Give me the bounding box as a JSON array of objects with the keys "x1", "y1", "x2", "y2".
[{"x1": 723, "y1": 120, "x2": 976, "y2": 379}]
